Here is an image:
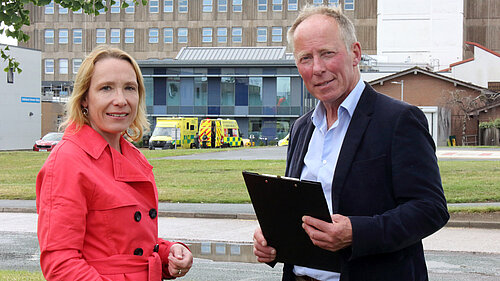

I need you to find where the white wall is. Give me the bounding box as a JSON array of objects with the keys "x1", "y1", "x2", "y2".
[
  {"x1": 445, "y1": 45, "x2": 500, "y2": 88},
  {"x1": 0, "y1": 45, "x2": 42, "y2": 150},
  {"x1": 377, "y1": 0, "x2": 464, "y2": 71}
]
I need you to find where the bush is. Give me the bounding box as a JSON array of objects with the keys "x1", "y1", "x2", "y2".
[
  {"x1": 494, "y1": 118, "x2": 500, "y2": 129},
  {"x1": 479, "y1": 120, "x2": 496, "y2": 129}
]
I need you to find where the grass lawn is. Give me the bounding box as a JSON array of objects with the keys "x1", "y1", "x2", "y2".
[
  {"x1": 0, "y1": 150, "x2": 499, "y2": 204},
  {"x1": 0, "y1": 270, "x2": 45, "y2": 280}
]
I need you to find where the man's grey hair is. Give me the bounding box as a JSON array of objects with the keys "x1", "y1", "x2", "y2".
[{"x1": 287, "y1": 4, "x2": 358, "y2": 53}]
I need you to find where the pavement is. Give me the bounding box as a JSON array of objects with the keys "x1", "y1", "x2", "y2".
[{"x1": 1, "y1": 200, "x2": 499, "y2": 229}]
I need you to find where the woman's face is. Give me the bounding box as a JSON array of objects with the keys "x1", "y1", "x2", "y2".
[{"x1": 81, "y1": 57, "x2": 139, "y2": 143}]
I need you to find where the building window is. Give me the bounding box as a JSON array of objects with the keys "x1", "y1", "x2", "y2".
[
  {"x1": 313, "y1": 0, "x2": 323, "y2": 6},
  {"x1": 203, "y1": 0, "x2": 213, "y2": 12},
  {"x1": 73, "y1": 8, "x2": 82, "y2": 14},
  {"x1": 218, "y1": 0, "x2": 227, "y2": 12},
  {"x1": 194, "y1": 77, "x2": 208, "y2": 106},
  {"x1": 59, "y1": 5, "x2": 68, "y2": 14},
  {"x1": 164, "y1": 0, "x2": 173, "y2": 12},
  {"x1": 150, "y1": 0, "x2": 159, "y2": 13},
  {"x1": 272, "y1": 0, "x2": 282, "y2": 11},
  {"x1": 7, "y1": 68, "x2": 14, "y2": 84},
  {"x1": 221, "y1": 77, "x2": 235, "y2": 106},
  {"x1": 272, "y1": 27, "x2": 282, "y2": 42},
  {"x1": 164, "y1": 28, "x2": 173, "y2": 43},
  {"x1": 125, "y1": 0, "x2": 135, "y2": 13},
  {"x1": 328, "y1": 0, "x2": 339, "y2": 7},
  {"x1": 277, "y1": 77, "x2": 291, "y2": 107},
  {"x1": 96, "y1": 28, "x2": 106, "y2": 44},
  {"x1": 125, "y1": 28, "x2": 134, "y2": 43},
  {"x1": 111, "y1": 28, "x2": 120, "y2": 43},
  {"x1": 59, "y1": 59, "x2": 68, "y2": 74},
  {"x1": 45, "y1": 1, "x2": 54, "y2": 14},
  {"x1": 111, "y1": 0, "x2": 121, "y2": 13},
  {"x1": 217, "y1": 27, "x2": 227, "y2": 43},
  {"x1": 45, "y1": 59, "x2": 54, "y2": 74},
  {"x1": 59, "y1": 29, "x2": 68, "y2": 44},
  {"x1": 45, "y1": 29, "x2": 54, "y2": 44},
  {"x1": 178, "y1": 28, "x2": 188, "y2": 43},
  {"x1": 179, "y1": 0, "x2": 188, "y2": 13},
  {"x1": 249, "y1": 77, "x2": 263, "y2": 106},
  {"x1": 73, "y1": 29, "x2": 82, "y2": 44},
  {"x1": 202, "y1": 28, "x2": 213, "y2": 43},
  {"x1": 257, "y1": 27, "x2": 267, "y2": 43},
  {"x1": 344, "y1": 0, "x2": 354, "y2": 10},
  {"x1": 72, "y1": 59, "x2": 82, "y2": 74},
  {"x1": 288, "y1": 0, "x2": 297, "y2": 10},
  {"x1": 233, "y1": 0, "x2": 242, "y2": 12},
  {"x1": 149, "y1": 28, "x2": 159, "y2": 43},
  {"x1": 258, "y1": 0, "x2": 267, "y2": 12},
  {"x1": 232, "y1": 27, "x2": 242, "y2": 43}
]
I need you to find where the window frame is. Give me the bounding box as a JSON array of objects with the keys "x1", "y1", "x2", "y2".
[
  {"x1": 217, "y1": 27, "x2": 227, "y2": 43},
  {"x1": 178, "y1": 0, "x2": 188, "y2": 13},
  {"x1": 178, "y1": 28, "x2": 188, "y2": 43},
  {"x1": 164, "y1": 0, "x2": 173, "y2": 12},
  {"x1": 258, "y1": 0, "x2": 267, "y2": 12},
  {"x1": 149, "y1": 0, "x2": 159, "y2": 13},
  {"x1": 45, "y1": 29, "x2": 55, "y2": 44},
  {"x1": 149, "y1": 28, "x2": 159, "y2": 43},
  {"x1": 59, "y1": 58, "x2": 69, "y2": 75},
  {"x1": 257, "y1": 27, "x2": 267, "y2": 43},
  {"x1": 45, "y1": 59, "x2": 55, "y2": 74},
  {"x1": 125, "y1": 28, "x2": 135, "y2": 43},
  {"x1": 344, "y1": 0, "x2": 354, "y2": 10},
  {"x1": 272, "y1": 26, "x2": 282, "y2": 42},
  {"x1": 218, "y1": 0, "x2": 227, "y2": 12},
  {"x1": 73, "y1": 28, "x2": 82, "y2": 44},
  {"x1": 111, "y1": 0, "x2": 121, "y2": 13},
  {"x1": 202, "y1": 28, "x2": 213, "y2": 43},
  {"x1": 59, "y1": 29, "x2": 69, "y2": 44},
  {"x1": 164, "y1": 28, "x2": 174, "y2": 43},
  {"x1": 272, "y1": 0, "x2": 282, "y2": 11},
  {"x1": 287, "y1": 0, "x2": 297, "y2": 11},
  {"x1": 125, "y1": 0, "x2": 135, "y2": 13},
  {"x1": 233, "y1": 0, "x2": 242, "y2": 12},
  {"x1": 232, "y1": 27, "x2": 242, "y2": 43},
  {"x1": 72, "y1": 58, "x2": 82, "y2": 74},
  {"x1": 45, "y1": 1, "x2": 54, "y2": 14},
  {"x1": 110, "y1": 28, "x2": 121, "y2": 44},
  {"x1": 203, "y1": 0, "x2": 213, "y2": 12},
  {"x1": 59, "y1": 4, "x2": 68, "y2": 14},
  {"x1": 96, "y1": 28, "x2": 106, "y2": 44}
]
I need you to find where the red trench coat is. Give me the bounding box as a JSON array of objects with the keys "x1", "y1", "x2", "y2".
[{"x1": 36, "y1": 124, "x2": 181, "y2": 281}]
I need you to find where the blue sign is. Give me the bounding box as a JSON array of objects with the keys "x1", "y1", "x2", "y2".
[{"x1": 21, "y1": 97, "x2": 41, "y2": 103}]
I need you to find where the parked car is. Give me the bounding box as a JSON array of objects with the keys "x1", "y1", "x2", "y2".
[
  {"x1": 33, "y1": 132, "x2": 64, "y2": 152},
  {"x1": 277, "y1": 133, "x2": 289, "y2": 146}
]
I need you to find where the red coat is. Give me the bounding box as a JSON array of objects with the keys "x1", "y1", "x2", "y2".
[{"x1": 36, "y1": 124, "x2": 180, "y2": 280}]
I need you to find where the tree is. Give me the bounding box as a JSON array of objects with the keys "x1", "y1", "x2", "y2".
[
  {"x1": 444, "y1": 89, "x2": 500, "y2": 145},
  {"x1": 0, "y1": 0, "x2": 147, "y2": 73}
]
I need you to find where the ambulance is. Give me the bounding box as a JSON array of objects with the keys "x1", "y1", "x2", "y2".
[
  {"x1": 198, "y1": 118, "x2": 243, "y2": 148},
  {"x1": 148, "y1": 117, "x2": 198, "y2": 149}
]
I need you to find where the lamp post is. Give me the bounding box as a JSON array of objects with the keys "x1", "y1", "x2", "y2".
[{"x1": 391, "y1": 80, "x2": 404, "y2": 101}]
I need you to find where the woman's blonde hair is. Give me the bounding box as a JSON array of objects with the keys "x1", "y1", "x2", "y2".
[{"x1": 61, "y1": 45, "x2": 149, "y2": 142}]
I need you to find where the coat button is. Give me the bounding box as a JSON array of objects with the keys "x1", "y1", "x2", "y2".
[
  {"x1": 153, "y1": 244, "x2": 159, "y2": 252},
  {"x1": 134, "y1": 211, "x2": 141, "y2": 222},
  {"x1": 149, "y1": 208, "x2": 157, "y2": 219},
  {"x1": 134, "y1": 248, "x2": 143, "y2": 256}
]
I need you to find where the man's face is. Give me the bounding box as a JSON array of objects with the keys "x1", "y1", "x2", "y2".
[{"x1": 293, "y1": 14, "x2": 361, "y2": 107}]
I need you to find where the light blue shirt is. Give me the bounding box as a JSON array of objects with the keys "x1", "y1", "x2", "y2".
[{"x1": 293, "y1": 79, "x2": 365, "y2": 281}]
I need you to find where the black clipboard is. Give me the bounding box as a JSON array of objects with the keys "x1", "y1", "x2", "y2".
[{"x1": 242, "y1": 171, "x2": 341, "y2": 272}]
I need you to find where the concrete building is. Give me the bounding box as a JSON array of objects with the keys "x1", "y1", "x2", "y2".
[{"x1": 0, "y1": 45, "x2": 42, "y2": 150}]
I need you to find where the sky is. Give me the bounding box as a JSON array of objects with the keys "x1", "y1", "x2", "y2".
[{"x1": 0, "y1": 24, "x2": 18, "y2": 45}]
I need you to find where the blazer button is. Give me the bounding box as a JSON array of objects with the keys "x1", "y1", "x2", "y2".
[
  {"x1": 149, "y1": 208, "x2": 157, "y2": 219},
  {"x1": 153, "y1": 244, "x2": 159, "y2": 252},
  {"x1": 133, "y1": 248, "x2": 143, "y2": 256},
  {"x1": 134, "y1": 211, "x2": 142, "y2": 222}
]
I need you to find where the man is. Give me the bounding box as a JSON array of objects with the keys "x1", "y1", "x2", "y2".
[{"x1": 253, "y1": 5, "x2": 449, "y2": 281}]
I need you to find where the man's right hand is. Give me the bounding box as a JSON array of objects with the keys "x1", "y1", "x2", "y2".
[{"x1": 253, "y1": 227, "x2": 277, "y2": 263}]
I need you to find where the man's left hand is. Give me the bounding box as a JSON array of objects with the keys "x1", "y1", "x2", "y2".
[{"x1": 302, "y1": 214, "x2": 353, "y2": 252}]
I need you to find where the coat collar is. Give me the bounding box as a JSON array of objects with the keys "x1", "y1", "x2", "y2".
[{"x1": 64, "y1": 123, "x2": 153, "y2": 183}]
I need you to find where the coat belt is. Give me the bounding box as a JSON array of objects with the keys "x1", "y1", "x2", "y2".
[{"x1": 87, "y1": 252, "x2": 162, "y2": 281}]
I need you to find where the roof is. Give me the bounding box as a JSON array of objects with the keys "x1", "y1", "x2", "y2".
[
  {"x1": 139, "y1": 47, "x2": 296, "y2": 67},
  {"x1": 369, "y1": 66, "x2": 495, "y2": 94},
  {"x1": 439, "y1": 41, "x2": 500, "y2": 72},
  {"x1": 175, "y1": 46, "x2": 287, "y2": 61}
]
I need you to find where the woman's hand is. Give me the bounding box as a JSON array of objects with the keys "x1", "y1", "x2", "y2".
[{"x1": 167, "y1": 243, "x2": 193, "y2": 278}]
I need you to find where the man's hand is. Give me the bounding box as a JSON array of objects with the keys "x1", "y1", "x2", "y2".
[
  {"x1": 302, "y1": 214, "x2": 353, "y2": 252},
  {"x1": 253, "y1": 227, "x2": 277, "y2": 263}
]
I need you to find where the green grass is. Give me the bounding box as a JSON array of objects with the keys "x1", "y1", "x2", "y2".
[
  {"x1": 0, "y1": 150, "x2": 499, "y2": 204},
  {"x1": 0, "y1": 271, "x2": 44, "y2": 280}
]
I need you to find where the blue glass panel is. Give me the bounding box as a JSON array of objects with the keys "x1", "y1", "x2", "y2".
[
  {"x1": 153, "y1": 105, "x2": 166, "y2": 114},
  {"x1": 263, "y1": 68, "x2": 276, "y2": 75},
  {"x1": 235, "y1": 78, "x2": 248, "y2": 106},
  {"x1": 208, "y1": 106, "x2": 220, "y2": 115},
  {"x1": 167, "y1": 106, "x2": 180, "y2": 114},
  {"x1": 154, "y1": 78, "x2": 166, "y2": 105},
  {"x1": 208, "y1": 78, "x2": 221, "y2": 106},
  {"x1": 154, "y1": 68, "x2": 166, "y2": 75},
  {"x1": 180, "y1": 78, "x2": 194, "y2": 106},
  {"x1": 263, "y1": 106, "x2": 276, "y2": 115},
  {"x1": 181, "y1": 106, "x2": 194, "y2": 114},
  {"x1": 208, "y1": 68, "x2": 221, "y2": 74}
]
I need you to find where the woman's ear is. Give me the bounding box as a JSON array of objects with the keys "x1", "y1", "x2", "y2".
[{"x1": 81, "y1": 96, "x2": 88, "y2": 108}]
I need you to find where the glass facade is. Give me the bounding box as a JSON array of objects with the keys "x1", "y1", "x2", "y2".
[{"x1": 142, "y1": 65, "x2": 304, "y2": 141}]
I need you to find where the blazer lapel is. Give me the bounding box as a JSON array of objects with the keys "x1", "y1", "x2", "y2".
[
  {"x1": 286, "y1": 112, "x2": 315, "y2": 178},
  {"x1": 332, "y1": 83, "x2": 376, "y2": 212}
]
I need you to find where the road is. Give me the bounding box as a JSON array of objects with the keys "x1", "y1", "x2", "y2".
[{"x1": 1, "y1": 213, "x2": 499, "y2": 280}]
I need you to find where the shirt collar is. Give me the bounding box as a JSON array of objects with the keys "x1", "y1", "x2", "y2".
[{"x1": 311, "y1": 78, "x2": 365, "y2": 129}]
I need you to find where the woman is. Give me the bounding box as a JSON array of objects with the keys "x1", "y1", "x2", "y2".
[{"x1": 36, "y1": 45, "x2": 193, "y2": 280}]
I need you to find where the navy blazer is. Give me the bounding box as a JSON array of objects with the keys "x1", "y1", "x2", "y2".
[{"x1": 282, "y1": 83, "x2": 449, "y2": 281}]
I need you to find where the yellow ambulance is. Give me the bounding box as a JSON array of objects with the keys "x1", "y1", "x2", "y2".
[
  {"x1": 149, "y1": 117, "x2": 198, "y2": 149},
  {"x1": 198, "y1": 118, "x2": 243, "y2": 148}
]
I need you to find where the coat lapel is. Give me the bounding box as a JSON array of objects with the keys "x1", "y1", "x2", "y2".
[
  {"x1": 286, "y1": 112, "x2": 315, "y2": 178},
  {"x1": 332, "y1": 83, "x2": 376, "y2": 212}
]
